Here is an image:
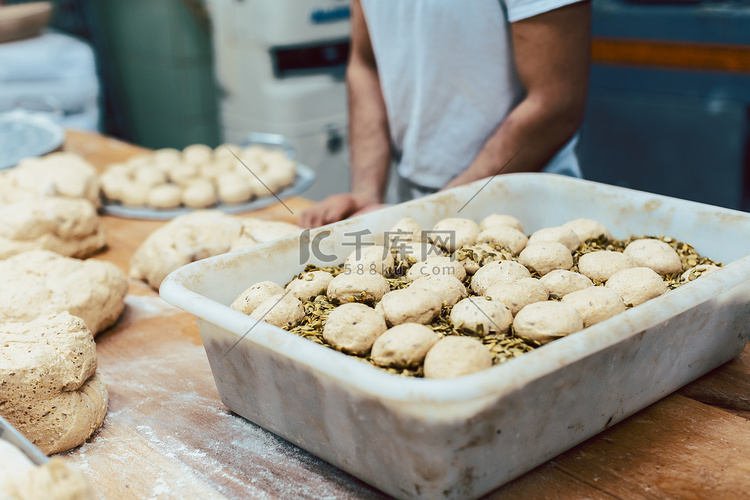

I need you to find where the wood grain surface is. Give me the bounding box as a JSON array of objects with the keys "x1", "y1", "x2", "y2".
[{"x1": 56, "y1": 130, "x2": 750, "y2": 499}]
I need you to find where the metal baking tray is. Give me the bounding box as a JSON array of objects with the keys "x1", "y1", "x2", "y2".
[{"x1": 160, "y1": 173, "x2": 750, "y2": 499}]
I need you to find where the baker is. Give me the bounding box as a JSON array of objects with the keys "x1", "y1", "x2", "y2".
[{"x1": 300, "y1": 0, "x2": 591, "y2": 228}]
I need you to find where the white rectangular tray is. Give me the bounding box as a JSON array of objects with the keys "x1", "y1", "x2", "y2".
[{"x1": 160, "y1": 173, "x2": 750, "y2": 499}]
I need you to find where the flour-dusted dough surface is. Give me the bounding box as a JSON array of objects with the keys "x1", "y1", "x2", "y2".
[
  {"x1": 229, "y1": 217, "x2": 302, "y2": 251},
  {"x1": 388, "y1": 217, "x2": 424, "y2": 245},
  {"x1": 286, "y1": 271, "x2": 334, "y2": 301},
  {"x1": 562, "y1": 218, "x2": 612, "y2": 242},
  {"x1": 513, "y1": 301, "x2": 584, "y2": 344},
  {"x1": 393, "y1": 241, "x2": 444, "y2": 263},
  {"x1": 230, "y1": 281, "x2": 284, "y2": 315},
  {"x1": 470, "y1": 260, "x2": 531, "y2": 295},
  {"x1": 518, "y1": 242, "x2": 574, "y2": 276},
  {"x1": 577, "y1": 250, "x2": 636, "y2": 283},
  {"x1": 539, "y1": 269, "x2": 594, "y2": 298},
  {"x1": 323, "y1": 303, "x2": 387, "y2": 355},
  {"x1": 371, "y1": 323, "x2": 440, "y2": 368},
  {"x1": 410, "y1": 275, "x2": 467, "y2": 307},
  {"x1": 344, "y1": 245, "x2": 394, "y2": 276},
  {"x1": 484, "y1": 278, "x2": 549, "y2": 316},
  {"x1": 0, "y1": 197, "x2": 106, "y2": 259},
  {"x1": 327, "y1": 271, "x2": 390, "y2": 303},
  {"x1": 249, "y1": 293, "x2": 305, "y2": 328},
  {"x1": 130, "y1": 210, "x2": 242, "y2": 289},
  {"x1": 0, "y1": 251, "x2": 127, "y2": 334},
  {"x1": 379, "y1": 288, "x2": 443, "y2": 326},
  {"x1": 407, "y1": 256, "x2": 467, "y2": 282},
  {"x1": 475, "y1": 225, "x2": 528, "y2": 255},
  {"x1": 623, "y1": 238, "x2": 683, "y2": 276},
  {"x1": 423, "y1": 336, "x2": 493, "y2": 379},
  {"x1": 430, "y1": 218, "x2": 480, "y2": 253},
  {"x1": 562, "y1": 286, "x2": 627, "y2": 326},
  {"x1": 606, "y1": 267, "x2": 668, "y2": 306},
  {"x1": 479, "y1": 214, "x2": 524, "y2": 233},
  {"x1": 450, "y1": 296, "x2": 512, "y2": 335},
  {"x1": 0, "y1": 313, "x2": 108, "y2": 455},
  {"x1": 527, "y1": 226, "x2": 581, "y2": 252}
]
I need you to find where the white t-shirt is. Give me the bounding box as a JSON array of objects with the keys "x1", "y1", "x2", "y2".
[{"x1": 361, "y1": 0, "x2": 584, "y2": 189}]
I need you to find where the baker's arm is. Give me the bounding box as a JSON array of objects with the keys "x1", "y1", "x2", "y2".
[
  {"x1": 299, "y1": 0, "x2": 391, "y2": 228},
  {"x1": 443, "y1": 1, "x2": 591, "y2": 189}
]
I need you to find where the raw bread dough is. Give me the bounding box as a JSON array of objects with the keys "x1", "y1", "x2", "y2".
[
  {"x1": 407, "y1": 256, "x2": 467, "y2": 282},
  {"x1": 217, "y1": 174, "x2": 253, "y2": 204},
  {"x1": 527, "y1": 226, "x2": 581, "y2": 252},
  {"x1": 0, "y1": 251, "x2": 127, "y2": 334},
  {"x1": 327, "y1": 271, "x2": 390, "y2": 303},
  {"x1": 249, "y1": 293, "x2": 305, "y2": 328},
  {"x1": 479, "y1": 213, "x2": 524, "y2": 233},
  {"x1": 167, "y1": 163, "x2": 200, "y2": 186},
  {"x1": 118, "y1": 181, "x2": 149, "y2": 207},
  {"x1": 230, "y1": 281, "x2": 284, "y2": 315},
  {"x1": 322, "y1": 303, "x2": 387, "y2": 355},
  {"x1": 423, "y1": 336, "x2": 493, "y2": 379},
  {"x1": 513, "y1": 301, "x2": 584, "y2": 344},
  {"x1": 0, "y1": 197, "x2": 106, "y2": 259},
  {"x1": 182, "y1": 143, "x2": 214, "y2": 165},
  {"x1": 577, "y1": 250, "x2": 635, "y2": 283},
  {"x1": 484, "y1": 278, "x2": 549, "y2": 316},
  {"x1": 518, "y1": 242, "x2": 574, "y2": 276},
  {"x1": 605, "y1": 267, "x2": 668, "y2": 306},
  {"x1": 134, "y1": 167, "x2": 167, "y2": 187},
  {"x1": 182, "y1": 179, "x2": 217, "y2": 208},
  {"x1": 370, "y1": 323, "x2": 440, "y2": 368},
  {"x1": 0, "y1": 313, "x2": 108, "y2": 455},
  {"x1": 286, "y1": 271, "x2": 334, "y2": 301},
  {"x1": 229, "y1": 218, "x2": 301, "y2": 251},
  {"x1": 450, "y1": 296, "x2": 512, "y2": 335},
  {"x1": 393, "y1": 241, "x2": 444, "y2": 264},
  {"x1": 430, "y1": 218, "x2": 480, "y2": 253},
  {"x1": 539, "y1": 269, "x2": 593, "y2": 298},
  {"x1": 562, "y1": 218, "x2": 611, "y2": 242},
  {"x1": 475, "y1": 225, "x2": 528, "y2": 255},
  {"x1": 623, "y1": 238, "x2": 683, "y2": 276},
  {"x1": 130, "y1": 210, "x2": 243, "y2": 289},
  {"x1": 153, "y1": 147, "x2": 181, "y2": 167},
  {"x1": 0, "y1": 152, "x2": 101, "y2": 207},
  {"x1": 147, "y1": 184, "x2": 182, "y2": 209},
  {"x1": 470, "y1": 260, "x2": 531, "y2": 295},
  {"x1": 562, "y1": 286, "x2": 626, "y2": 326},
  {"x1": 344, "y1": 245, "x2": 394, "y2": 276},
  {"x1": 378, "y1": 288, "x2": 443, "y2": 325},
  {"x1": 681, "y1": 264, "x2": 719, "y2": 283},
  {"x1": 453, "y1": 244, "x2": 511, "y2": 275},
  {"x1": 410, "y1": 275, "x2": 467, "y2": 307},
  {"x1": 388, "y1": 217, "x2": 424, "y2": 245}
]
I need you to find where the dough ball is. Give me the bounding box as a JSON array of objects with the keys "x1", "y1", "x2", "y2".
[
  {"x1": 268, "y1": 159, "x2": 297, "y2": 189},
  {"x1": 539, "y1": 270, "x2": 593, "y2": 298},
  {"x1": 518, "y1": 242, "x2": 574, "y2": 276},
  {"x1": 393, "y1": 241, "x2": 444, "y2": 264},
  {"x1": 470, "y1": 260, "x2": 531, "y2": 295},
  {"x1": 229, "y1": 218, "x2": 301, "y2": 251},
  {"x1": 326, "y1": 271, "x2": 390, "y2": 303},
  {"x1": 214, "y1": 143, "x2": 242, "y2": 160},
  {"x1": 410, "y1": 275, "x2": 467, "y2": 307},
  {"x1": 453, "y1": 244, "x2": 512, "y2": 275},
  {"x1": 168, "y1": 163, "x2": 200, "y2": 186},
  {"x1": 513, "y1": 301, "x2": 584, "y2": 345},
  {"x1": 182, "y1": 179, "x2": 217, "y2": 208},
  {"x1": 484, "y1": 278, "x2": 549, "y2": 316},
  {"x1": 479, "y1": 213, "x2": 524, "y2": 233},
  {"x1": 118, "y1": 181, "x2": 148, "y2": 206},
  {"x1": 230, "y1": 281, "x2": 284, "y2": 315},
  {"x1": 182, "y1": 143, "x2": 214, "y2": 165},
  {"x1": 344, "y1": 245, "x2": 394, "y2": 276},
  {"x1": 476, "y1": 225, "x2": 528, "y2": 255},
  {"x1": 379, "y1": 287, "x2": 443, "y2": 325},
  {"x1": 323, "y1": 303, "x2": 387, "y2": 355},
  {"x1": 527, "y1": 226, "x2": 581, "y2": 252},
  {"x1": 562, "y1": 286, "x2": 626, "y2": 326},
  {"x1": 249, "y1": 293, "x2": 304, "y2": 328},
  {"x1": 147, "y1": 184, "x2": 183, "y2": 209},
  {"x1": 605, "y1": 267, "x2": 668, "y2": 306},
  {"x1": 424, "y1": 336, "x2": 493, "y2": 379},
  {"x1": 371, "y1": 323, "x2": 440, "y2": 368},
  {"x1": 153, "y1": 147, "x2": 181, "y2": 167},
  {"x1": 407, "y1": 256, "x2": 466, "y2": 282},
  {"x1": 134, "y1": 166, "x2": 168, "y2": 187},
  {"x1": 450, "y1": 296, "x2": 512, "y2": 335},
  {"x1": 623, "y1": 238, "x2": 683, "y2": 276},
  {"x1": 562, "y1": 218, "x2": 612, "y2": 242},
  {"x1": 100, "y1": 168, "x2": 129, "y2": 200},
  {"x1": 388, "y1": 217, "x2": 424, "y2": 245},
  {"x1": 286, "y1": 270, "x2": 334, "y2": 301},
  {"x1": 577, "y1": 251, "x2": 636, "y2": 283},
  {"x1": 217, "y1": 174, "x2": 253, "y2": 204},
  {"x1": 430, "y1": 218, "x2": 480, "y2": 253},
  {"x1": 680, "y1": 264, "x2": 720, "y2": 283}
]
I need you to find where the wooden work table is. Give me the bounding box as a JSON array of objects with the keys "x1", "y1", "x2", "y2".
[{"x1": 57, "y1": 130, "x2": 749, "y2": 499}]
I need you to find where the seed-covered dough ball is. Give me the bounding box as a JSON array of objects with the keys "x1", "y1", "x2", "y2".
[
  {"x1": 562, "y1": 287, "x2": 626, "y2": 326},
  {"x1": 539, "y1": 270, "x2": 594, "y2": 298},
  {"x1": 410, "y1": 275, "x2": 467, "y2": 307},
  {"x1": 393, "y1": 241, "x2": 444, "y2": 264},
  {"x1": 119, "y1": 182, "x2": 148, "y2": 206},
  {"x1": 484, "y1": 278, "x2": 549, "y2": 316},
  {"x1": 453, "y1": 243, "x2": 512, "y2": 275},
  {"x1": 286, "y1": 270, "x2": 334, "y2": 301},
  {"x1": 379, "y1": 288, "x2": 443, "y2": 325},
  {"x1": 322, "y1": 303, "x2": 387, "y2": 355},
  {"x1": 562, "y1": 218, "x2": 612, "y2": 242},
  {"x1": 475, "y1": 226, "x2": 528, "y2": 255},
  {"x1": 388, "y1": 217, "x2": 424, "y2": 245},
  {"x1": 471, "y1": 260, "x2": 531, "y2": 295},
  {"x1": 424, "y1": 336, "x2": 493, "y2": 379},
  {"x1": 182, "y1": 144, "x2": 214, "y2": 165},
  {"x1": 430, "y1": 218, "x2": 480, "y2": 253},
  {"x1": 407, "y1": 256, "x2": 466, "y2": 282},
  {"x1": 527, "y1": 226, "x2": 581, "y2": 252},
  {"x1": 623, "y1": 239, "x2": 683, "y2": 276},
  {"x1": 148, "y1": 184, "x2": 182, "y2": 209},
  {"x1": 249, "y1": 293, "x2": 305, "y2": 328},
  {"x1": 518, "y1": 242, "x2": 574, "y2": 276},
  {"x1": 450, "y1": 296, "x2": 512, "y2": 335},
  {"x1": 231, "y1": 281, "x2": 284, "y2": 314},
  {"x1": 371, "y1": 323, "x2": 440, "y2": 368},
  {"x1": 181, "y1": 179, "x2": 216, "y2": 208},
  {"x1": 605, "y1": 267, "x2": 668, "y2": 306},
  {"x1": 513, "y1": 301, "x2": 584, "y2": 345},
  {"x1": 680, "y1": 264, "x2": 719, "y2": 283},
  {"x1": 327, "y1": 271, "x2": 390, "y2": 303},
  {"x1": 479, "y1": 213, "x2": 524, "y2": 233},
  {"x1": 217, "y1": 174, "x2": 253, "y2": 204},
  {"x1": 578, "y1": 251, "x2": 635, "y2": 283},
  {"x1": 344, "y1": 245, "x2": 394, "y2": 276}
]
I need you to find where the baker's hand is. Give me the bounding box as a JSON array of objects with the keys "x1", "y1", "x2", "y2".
[{"x1": 299, "y1": 193, "x2": 381, "y2": 228}]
